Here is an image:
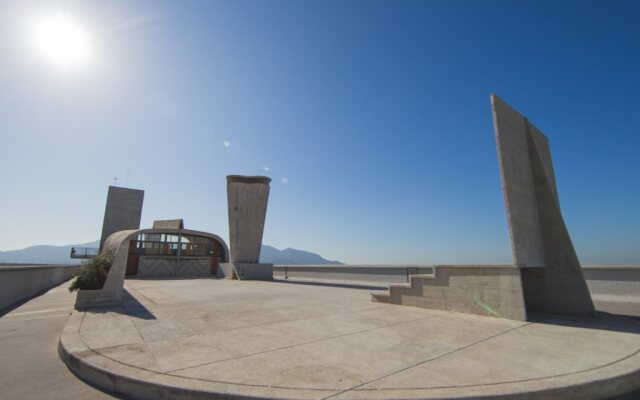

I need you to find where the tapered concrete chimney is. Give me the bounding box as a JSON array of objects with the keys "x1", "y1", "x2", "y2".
[{"x1": 220, "y1": 175, "x2": 273, "y2": 280}]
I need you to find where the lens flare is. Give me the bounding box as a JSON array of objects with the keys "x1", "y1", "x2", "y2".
[{"x1": 31, "y1": 14, "x2": 91, "y2": 69}]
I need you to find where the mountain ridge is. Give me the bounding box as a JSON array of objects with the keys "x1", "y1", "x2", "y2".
[{"x1": 0, "y1": 241, "x2": 342, "y2": 265}]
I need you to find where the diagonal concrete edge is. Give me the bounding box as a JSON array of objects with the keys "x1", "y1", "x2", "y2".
[{"x1": 59, "y1": 309, "x2": 640, "y2": 400}]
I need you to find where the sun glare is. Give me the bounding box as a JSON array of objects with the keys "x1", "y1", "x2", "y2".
[{"x1": 31, "y1": 14, "x2": 91, "y2": 70}]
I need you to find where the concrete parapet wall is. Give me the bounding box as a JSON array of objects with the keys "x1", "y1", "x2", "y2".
[
  {"x1": 274, "y1": 264, "x2": 640, "y2": 303},
  {"x1": 372, "y1": 265, "x2": 527, "y2": 320},
  {"x1": 273, "y1": 265, "x2": 434, "y2": 286},
  {"x1": 583, "y1": 265, "x2": 640, "y2": 301},
  {"x1": 0, "y1": 264, "x2": 78, "y2": 310}
]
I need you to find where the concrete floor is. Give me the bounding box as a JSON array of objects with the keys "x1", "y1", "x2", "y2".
[
  {"x1": 0, "y1": 282, "x2": 118, "y2": 399},
  {"x1": 59, "y1": 278, "x2": 640, "y2": 400},
  {"x1": 1, "y1": 279, "x2": 639, "y2": 400}
]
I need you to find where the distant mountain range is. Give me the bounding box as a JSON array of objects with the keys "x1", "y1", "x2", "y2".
[
  {"x1": 0, "y1": 240, "x2": 342, "y2": 266},
  {"x1": 260, "y1": 245, "x2": 342, "y2": 265},
  {"x1": 0, "y1": 240, "x2": 99, "y2": 265}
]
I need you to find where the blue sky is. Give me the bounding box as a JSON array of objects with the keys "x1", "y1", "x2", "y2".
[{"x1": 0, "y1": 0, "x2": 638, "y2": 264}]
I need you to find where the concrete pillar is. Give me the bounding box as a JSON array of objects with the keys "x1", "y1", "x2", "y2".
[
  {"x1": 99, "y1": 186, "x2": 144, "y2": 251},
  {"x1": 221, "y1": 175, "x2": 273, "y2": 280}
]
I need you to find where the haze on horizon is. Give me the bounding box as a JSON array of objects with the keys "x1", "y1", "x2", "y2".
[{"x1": 0, "y1": 0, "x2": 638, "y2": 265}]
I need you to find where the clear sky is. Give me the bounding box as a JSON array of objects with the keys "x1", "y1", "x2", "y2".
[{"x1": 1, "y1": 0, "x2": 638, "y2": 264}]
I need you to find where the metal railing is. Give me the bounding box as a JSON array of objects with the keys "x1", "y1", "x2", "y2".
[
  {"x1": 70, "y1": 247, "x2": 99, "y2": 259},
  {"x1": 273, "y1": 265, "x2": 435, "y2": 286}
]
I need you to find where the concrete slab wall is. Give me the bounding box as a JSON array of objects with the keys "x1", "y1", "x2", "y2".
[
  {"x1": 0, "y1": 265, "x2": 78, "y2": 310},
  {"x1": 99, "y1": 186, "x2": 144, "y2": 250},
  {"x1": 491, "y1": 94, "x2": 595, "y2": 316},
  {"x1": 492, "y1": 97, "x2": 546, "y2": 267},
  {"x1": 372, "y1": 265, "x2": 527, "y2": 321}
]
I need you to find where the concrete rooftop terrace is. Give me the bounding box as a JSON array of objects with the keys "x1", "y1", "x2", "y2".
[{"x1": 59, "y1": 278, "x2": 640, "y2": 400}]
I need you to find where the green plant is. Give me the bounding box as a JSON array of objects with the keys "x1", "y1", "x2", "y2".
[{"x1": 68, "y1": 250, "x2": 115, "y2": 292}]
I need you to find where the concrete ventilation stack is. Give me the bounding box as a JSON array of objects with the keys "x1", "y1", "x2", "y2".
[
  {"x1": 220, "y1": 175, "x2": 273, "y2": 280},
  {"x1": 99, "y1": 186, "x2": 144, "y2": 251}
]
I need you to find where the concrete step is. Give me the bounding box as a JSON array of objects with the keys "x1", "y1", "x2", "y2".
[{"x1": 373, "y1": 273, "x2": 437, "y2": 303}]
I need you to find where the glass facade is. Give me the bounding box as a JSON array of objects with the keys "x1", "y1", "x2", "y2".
[{"x1": 131, "y1": 233, "x2": 222, "y2": 258}]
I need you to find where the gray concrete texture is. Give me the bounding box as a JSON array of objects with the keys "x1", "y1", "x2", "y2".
[
  {"x1": 99, "y1": 186, "x2": 144, "y2": 250},
  {"x1": 226, "y1": 175, "x2": 271, "y2": 264},
  {"x1": 0, "y1": 281, "x2": 117, "y2": 399},
  {"x1": 372, "y1": 265, "x2": 527, "y2": 321},
  {"x1": 59, "y1": 278, "x2": 640, "y2": 400},
  {"x1": 0, "y1": 264, "x2": 78, "y2": 310},
  {"x1": 491, "y1": 94, "x2": 595, "y2": 316},
  {"x1": 152, "y1": 219, "x2": 184, "y2": 229}
]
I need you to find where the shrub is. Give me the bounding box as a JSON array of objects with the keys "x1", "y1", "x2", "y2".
[{"x1": 69, "y1": 250, "x2": 115, "y2": 292}]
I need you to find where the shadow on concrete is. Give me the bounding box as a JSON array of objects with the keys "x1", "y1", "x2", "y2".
[
  {"x1": 608, "y1": 388, "x2": 640, "y2": 400},
  {"x1": 594, "y1": 299, "x2": 640, "y2": 320},
  {"x1": 529, "y1": 312, "x2": 640, "y2": 334},
  {"x1": 1, "y1": 286, "x2": 61, "y2": 317},
  {"x1": 84, "y1": 290, "x2": 156, "y2": 320},
  {"x1": 0, "y1": 277, "x2": 76, "y2": 317},
  {"x1": 269, "y1": 278, "x2": 387, "y2": 291}
]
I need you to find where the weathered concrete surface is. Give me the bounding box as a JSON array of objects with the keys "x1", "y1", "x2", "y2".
[
  {"x1": 221, "y1": 262, "x2": 274, "y2": 280},
  {"x1": 60, "y1": 279, "x2": 640, "y2": 400},
  {"x1": 152, "y1": 218, "x2": 184, "y2": 229},
  {"x1": 0, "y1": 264, "x2": 78, "y2": 310},
  {"x1": 492, "y1": 94, "x2": 595, "y2": 316},
  {"x1": 0, "y1": 281, "x2": 116, "y2": 399},
  {"x1": 372, "y1": 265, "x2": 527, "y2": 321},
  {"x1": 99, "y1": 186, "x2": 144, "y2": 250},
  {"x1": 227, "y1": 175, "x2": 270, "y2": 264}
]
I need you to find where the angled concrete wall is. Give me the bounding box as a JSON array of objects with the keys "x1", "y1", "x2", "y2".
[
  {"x1": 99, "y1": 186, "x2": 144, "y2": 250},
  {"x1": 491, "y1": 94, "x2": 595, "y2": 316}
]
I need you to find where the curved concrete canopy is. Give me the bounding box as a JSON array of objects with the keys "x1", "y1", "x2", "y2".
[{"x1": 76, "y1": 228, "x2": 229, "y2": 308}]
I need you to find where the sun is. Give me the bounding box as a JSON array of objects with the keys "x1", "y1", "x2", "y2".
[{"x1": 30, "y1": 14, "x2": 91, "y2": 70}]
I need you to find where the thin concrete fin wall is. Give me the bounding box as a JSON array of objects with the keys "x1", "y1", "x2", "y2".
[
  {"x1": 99, "y1": 186, "x2": 144, "y2": 250},
  {"x1": 491, "y1": 94, "x2": 595, "y2": 316},
  {"x1": 226, "y1": 176, "x2": 271, "y2": 263}
]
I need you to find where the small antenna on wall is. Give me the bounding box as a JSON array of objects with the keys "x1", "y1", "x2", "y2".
[{"x1": 113, "y1": 177, "x2": 118, "y2": 186}]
